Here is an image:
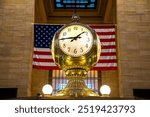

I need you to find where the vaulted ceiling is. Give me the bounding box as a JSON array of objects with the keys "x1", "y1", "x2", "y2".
[{"x1": 35, "y1": 0, "x2": 116, "y2": 24}]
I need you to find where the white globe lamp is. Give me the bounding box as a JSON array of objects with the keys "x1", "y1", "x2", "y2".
[
  {"x1": 100, "y1": 85, "x2": 111, "y2": 97},
  {"x1": 42, "y1": 84, "x2": 53, "y2": 96}
]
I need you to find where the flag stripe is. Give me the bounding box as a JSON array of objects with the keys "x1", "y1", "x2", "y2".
[
  {"x1": 34, "y1": 51, "x2": 50, "y2": 55},
  {"x1": 102, "y1": 48, "x2": 116, "y2": 52},
  {"x1": 99, "y1": 35, "x2": 115, "y2": 39},
  {"x1": 34, "y1": 48, "x2": 50, "y2": 52},
  {"x1": 92, "y1": 67, "x2": 117, "y2": 70},
  {"x1": 99, "y1": 56, "x2": 116, "y2": 60},
  {"x1": 33, "y1": 52, "x2": 117, "y2": 60},
  {"x1": 33, "y1": 58, "x2": 54, "y2": 62},
  {"x1": 100, "y1": 52, "x2": 116, "y2": 56},
  {"x1": 33, "y1": 62, "x2": 117, "y2": 68},
  {"x1": 90, "y1": 26, "x2": 115, "y2": 29},
  {"x1": 33, "y1": 54, "x2": 52, "y2": 59},
  {"x1": 33, "y1": 48, "x2": 117, "y2": 54},
  {"x1": 101, "y1": 42, "x2": 116, "y2": 46},
  {"x1": 95, "y1": 63, "x2": 117, "y2": 67},
  {"x1": 98, "y1": 59, "x2": 117, "y2": 63},
  {"x1": 100, "y1": 39, "x2": 116, "y2": 42},
  {"x1": 33, "y1": 56, "x2": 117, "y2": 63},
  {"x1": 94, "y1": 28, "x2": 115, "y2": 32},
  {"x1": 33, "y1": 61, "x2": 56, "y2": 66},
  {"x1": 101, "y1": 45, "x2": 116, "y2": 49},
  {"x1": 97, "y1": 32, "x2": 115, "y2": 35},
  {"x1": 33, "y1": 65, "x2": 60, "y2": 70},
  {"x1": 33, "y1": 24, "x2": 117, "y2": 70},
  {"x1": 33, "y1": 52, "x2": 117, "y2": 56}
]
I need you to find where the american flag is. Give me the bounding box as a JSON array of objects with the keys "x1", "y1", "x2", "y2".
[{"x1": 33, "y1": 24, "x2": 117, "y2": 70}]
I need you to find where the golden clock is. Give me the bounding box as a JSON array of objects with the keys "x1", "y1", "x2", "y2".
[{"x1": 52, "y1": 14, "x2": 101, "y2": 97}]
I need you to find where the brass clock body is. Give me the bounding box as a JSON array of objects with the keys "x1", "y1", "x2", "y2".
[{"x1": 52, "y1": 22, "x2": 101, "y2": 97}]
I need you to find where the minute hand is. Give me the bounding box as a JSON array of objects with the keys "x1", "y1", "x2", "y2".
[
  {"x1": 59, "y1": 37, "x2": 74, "y2": 40},
  {"x1": 75, "y1": 31, "x2": 85, "y2": 38}
]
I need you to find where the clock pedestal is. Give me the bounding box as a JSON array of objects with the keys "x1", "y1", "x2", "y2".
[{"x1": 55, "y1": 69, "x2": 99, "y2": 97}]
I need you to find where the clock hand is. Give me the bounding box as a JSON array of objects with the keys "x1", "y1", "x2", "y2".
[
  {"x1": 59, "y1": 37, "x2": 74, "y2": 40},
  {"x1": 60, "y1": 32, "x2": 85, "y2": 41},
  {"x1": 70, "y1": 36, "x2": 81, "y2": 42},
  {"x1": 75, "y1": 31, "x2": 85, "y2": 38},
  {"x1": 70, "y1": 32, "x2": 85, "y2": 42}
]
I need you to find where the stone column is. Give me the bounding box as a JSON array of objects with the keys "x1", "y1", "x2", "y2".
[
  {"x1": 117, "y1": 0, "x2": 150, "y2": 97},
  {"x1": 0, "y1": 0, "x2": 34, "y2": 97}
]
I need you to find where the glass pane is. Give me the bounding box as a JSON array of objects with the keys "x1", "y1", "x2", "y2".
[
  {"x1": 54, "y1": 0, "x2": 97, "y2": 9},
  {"x1": 56, "y1": 3, "x2": 64, "y2": 7},
  {"x1": 87, "y1": 4, "x2": 95, "y2": 8}
]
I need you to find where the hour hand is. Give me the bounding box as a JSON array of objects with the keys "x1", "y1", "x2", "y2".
[{"x1": 70, "y1": 36, "x2": 81, "y2": 42}]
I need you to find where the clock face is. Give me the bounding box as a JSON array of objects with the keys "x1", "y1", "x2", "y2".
[{"x1": 58, "y1": 24, "x2": 93, "y2": 57}]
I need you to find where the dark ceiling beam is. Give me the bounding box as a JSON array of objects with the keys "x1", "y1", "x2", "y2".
[
  {"x1": 98, "y1": 0, "x2": 108, "y2": 16},
  {"x1": 104, "y1": 0, "x2": 112, "y2": 22},
  {"x1": 34, "y1": 0, "x2": 47, "y2": 23},
  {"x1": 47, "y1": 16, "x2": 103, "y2": 24},
  {"x1": 104, "y1": 0, "x2": 116, "y2": 23}
]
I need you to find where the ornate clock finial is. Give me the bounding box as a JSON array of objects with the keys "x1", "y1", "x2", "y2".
[{"x1": 71, "y1": 14, "x2": 80, "y2": 22}]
